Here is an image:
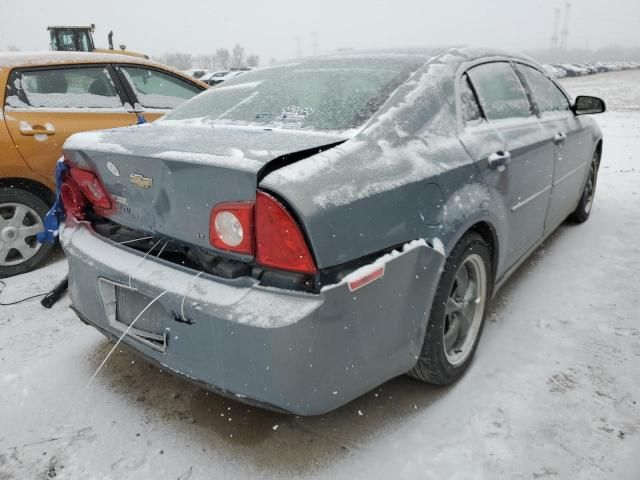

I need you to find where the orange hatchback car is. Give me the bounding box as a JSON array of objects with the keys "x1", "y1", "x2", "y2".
[{"x1": 0, "y1": 51, "x2": 206, "y2": 277}]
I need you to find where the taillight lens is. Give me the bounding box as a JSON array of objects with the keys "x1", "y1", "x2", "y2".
[
  {"x1": 69, "y1": 168, "x2": 112, "y2": 210},
  {"x1": 60, "y1": 179, "x2": 87, "y2": 219},
  {"x1": 210, "y1": 202, "x2": 254, "y2": 254},
  {"x1": 255, "y1": 191, "x2": 316, "y2": 274}
]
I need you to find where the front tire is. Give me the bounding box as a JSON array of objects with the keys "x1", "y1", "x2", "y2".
[
  {"x1": 569, "y1": 152, "x2": 599, "y2": 224},
  {"x1": 409, "y1": 233, "x2": 492, "y2": 385},
  {"x1": 0, "y1": 188, "x2": 54, "y2": 278}
]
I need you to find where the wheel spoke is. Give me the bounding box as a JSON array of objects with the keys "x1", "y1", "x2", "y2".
[
  {"x1": 463, "y1": 279, "x2": 477, "y2": 303},
  {"x1": 14, "y1": 239, "x2": 36, "y2": 260},
  {"x1": 444, "y1": 316, "x2": 461, "y2": 352},
  {"x1": 454, "y1": 266, "x2": 469, "y2": 298},
  {"x1": 9, "y1": 204, "x2": 29, "y2": 227},
  {"x1": 446, "y1": 297, "x2": 463, "y2": 316},
  {"x1": 458, "y1": 309, "x2": 473, "y2": 334},
  {"x1": 19, "y1": 225, "x2": 44, "y2": 238},
  {"x1": 0, "y1": 242, "x2": 10, "y2": 263}
]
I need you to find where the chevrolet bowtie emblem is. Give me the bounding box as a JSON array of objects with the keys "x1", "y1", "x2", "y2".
[{"x1": 129, "y1": 173, "x2": 153, "y2": 189}]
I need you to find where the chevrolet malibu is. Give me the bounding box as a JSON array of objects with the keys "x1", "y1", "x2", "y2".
[{"x1": 59, "y1": 48, "x2": 605, "y2": 415}]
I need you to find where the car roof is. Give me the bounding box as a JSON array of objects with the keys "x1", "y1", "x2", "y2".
[
  {"x1": 0, "y1": 51, "x2": 163, "y2": 67},
  {"x1": 271, "y1": 47, "x2": 537, "y2": 69},
  {"x1": 0, "y1": 51, "x2": 208, "y2": 88}
]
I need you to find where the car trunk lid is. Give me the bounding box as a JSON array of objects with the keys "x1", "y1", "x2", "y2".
[{"x1": 63, "y1": 121, "x2": 347, "y2": 258}]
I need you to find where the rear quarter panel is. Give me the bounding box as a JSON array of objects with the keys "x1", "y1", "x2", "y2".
[{"x1": 261, "y1": 51, "x2": 499, "y2": 270}]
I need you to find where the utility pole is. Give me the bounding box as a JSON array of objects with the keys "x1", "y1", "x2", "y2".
[
  {"x1": 312, "y1": 32, "x2": 318, "y2": 56},
  {"x1": 550, "y1": 7, "x2": 561, "y2": 50},
  {"x1": 296, "y1": 37, "x2": 302, "y2": 58},
  {"x1": 560, "y1": 2, "x2": 571, "y2": 51}
]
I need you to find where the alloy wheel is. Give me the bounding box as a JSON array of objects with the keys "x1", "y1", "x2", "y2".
[
  {"x1": 0, "y1": 203, "x2": 44, "y2": 266},
  {"x1": 443, "y1": 253, "x2": 487, "y2": 366}
]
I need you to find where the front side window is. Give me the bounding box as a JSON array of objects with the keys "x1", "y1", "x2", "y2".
[
  {"x1": 467, "y1": 62, "x2": 533, "y2": 121},
  {"x1": 119, "y1": 66, "x2": 201, "y2": 109},
  {"x1": 6, "y1": 67, "x2": 124, "y2": 109},
  {"x1": 517, "y1": 64, "x2": 571, "y2": 114}
]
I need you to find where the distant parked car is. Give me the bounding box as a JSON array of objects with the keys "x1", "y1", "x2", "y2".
[
  {"x1": 0, "y1": 51, "x2": 207, "y2": 277},
  {"x1": 199, "y1": 70, "x2": 229, "y2": 86},
  {"x1": 570, "y1": 64, "x2": 591, "y2": 76},
  {"x1": 183, "y1": 68, "x2": 209, "y2": 79},
  {"x1": 201, "y1": 68, "x2": 251, "y2": 86},
  {"x1": 543, "y1": 64, "x2": 566, "y2": 78},
  {"x1": 59, "y1": 48, "x2": 605, "y2": 415}
]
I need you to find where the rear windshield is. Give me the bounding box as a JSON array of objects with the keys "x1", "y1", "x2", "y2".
[{"x1": 163, "y1": 57, "x2": 426, "y2": 132}]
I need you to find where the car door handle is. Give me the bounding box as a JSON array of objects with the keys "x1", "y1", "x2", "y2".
[
  {"x1": 20, "y1": 125, "x2": 56, "y2": 136},
  {"x1": 488, "y1": 151, "x2": 511, "y2": 169},
  {"x1": 553, "y1": 132, "x2": 567, "y2": 145}
]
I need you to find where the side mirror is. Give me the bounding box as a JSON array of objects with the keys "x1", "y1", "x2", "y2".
[{"x1": 573, "y1": 95, "x2": 606, "y2": 115}]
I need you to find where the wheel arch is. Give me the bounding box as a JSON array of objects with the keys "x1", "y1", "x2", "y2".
[
  {"x1": 0, "y1": 177, "x2": 55, "y2": 206},
  {"x1": 595, "y1": 139, "x2": 603, "y2": 166},
  {"x1": 444, "y1": 219, "x2": 500, "y2": 284},
  {"x1": 467, "y1": 221, "x2": 499, "y2": 282}
]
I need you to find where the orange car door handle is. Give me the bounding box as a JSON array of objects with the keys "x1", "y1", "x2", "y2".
[{"x1": 20, "y1": 125, "x2": 56, "y2": 136}]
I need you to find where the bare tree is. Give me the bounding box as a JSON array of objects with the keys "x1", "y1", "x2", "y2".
[
  {"x1": 231, "y1": 44, "x2": 245, "y2": 68},
  {"x1": 159, "y1": 52, "x2": 194, "y2": 71},
  {"x1": 246, "y1": 54, "x2": 260, "y2": 68},
  {"x1": 215, "y1": 48, "x2": 231, "y2": 69},
  {"x1": 196, "y1": 54, "x2": 214, "y2": 70},
  {"x1": 7, "y1": 45, "x2": 20, "y2": 51}
]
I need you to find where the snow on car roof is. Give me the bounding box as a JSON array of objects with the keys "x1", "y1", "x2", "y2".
[
  {"x1": 0, "y1": 51, "x2": 165, "y2": 69},
  {"x1": 0, "y1": 51, "x2": 207, "y2": 88}
]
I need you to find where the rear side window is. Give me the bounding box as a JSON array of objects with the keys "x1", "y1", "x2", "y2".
[
  {"x1": 460, "y1": 74, "x2": 483, "y2": 125},
  {"x1": 119, "y1": 66, "x2": 201, "y2": 109},
  {"x1": 467, "y1": 62, "x2": 532, "y2": 121},
  {"x1": 5, "y1": 67, "x2": 124, "y2": 109},
  {"x1": 517, "y1": 64, "x2": 571, "y2": 114}
]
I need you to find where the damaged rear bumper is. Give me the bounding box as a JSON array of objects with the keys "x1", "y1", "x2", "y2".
[{"x1": 61, "y1": 221, "x2": 444, "y2": 415}]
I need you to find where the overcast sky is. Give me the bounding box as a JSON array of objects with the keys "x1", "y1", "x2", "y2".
[{"x1": 1, "y1": 0, "x2": 639, "y2": 63}]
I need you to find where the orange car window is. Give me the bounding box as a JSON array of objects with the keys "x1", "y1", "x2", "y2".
[
  {"x1": 120, "y1": 66, "x2": 201, "y2": 109},
  {"x1": 6, "y1": 67, "x2": 124, "y2": 109}
]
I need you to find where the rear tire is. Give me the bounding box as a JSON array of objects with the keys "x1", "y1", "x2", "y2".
[
  {"x1": 569, "y1": 152, "x2": 599, "y2": 224},
  {"x1": 409, "y1": 233, "x2": 492, "y2": 385},
  {"x1": 0, "y1": 188, "x2": 54, "y2": 278}
]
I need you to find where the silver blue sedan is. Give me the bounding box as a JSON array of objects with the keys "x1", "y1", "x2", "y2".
[{"x1": 59, "y1": 47, "x2": 605, "y2": 414}]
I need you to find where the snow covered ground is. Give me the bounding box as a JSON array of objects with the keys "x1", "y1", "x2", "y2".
[{"x1": 1, "y1": 70, "x2": 639, "y2": 480}]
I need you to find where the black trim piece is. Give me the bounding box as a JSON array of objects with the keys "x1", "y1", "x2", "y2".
[
  {"x1": 511, "y1": 61, "x2": 542, "y2": 118},
  {"x1": 110, "y1": 65, "x2": 138, "y2": 109},
  {"x1": 316, "y1": 242, "x2": 405, "y2": 290},
  {"x1": 90, "y1": 217, "x2": 318, "y2": 293},
  {"x1": 462, "y1": 72, "x2": 487, "y2": 122}
]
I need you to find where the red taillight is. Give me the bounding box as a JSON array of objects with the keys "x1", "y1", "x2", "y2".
[
  {"x1": 60, "y1": 179, "x2": 87, "y2": 219},
  {"x1": 209, "y1": 202, "x2": 254, "y2": 255},
  {"x1": 255, "y1": 191, "x2": 316, "y2": 274},
  {"x1": 69, "y1": 167, "x2": 112, "y2": 210}
]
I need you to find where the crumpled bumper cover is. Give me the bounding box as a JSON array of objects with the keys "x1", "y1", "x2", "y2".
[{"x1": 61, "y1": 221, "x2": 444, "y2": 415}]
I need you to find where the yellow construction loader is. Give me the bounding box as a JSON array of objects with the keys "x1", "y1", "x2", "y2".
[{"x1": 47, "y1": 24, "x2": 148, "y2": 59}]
